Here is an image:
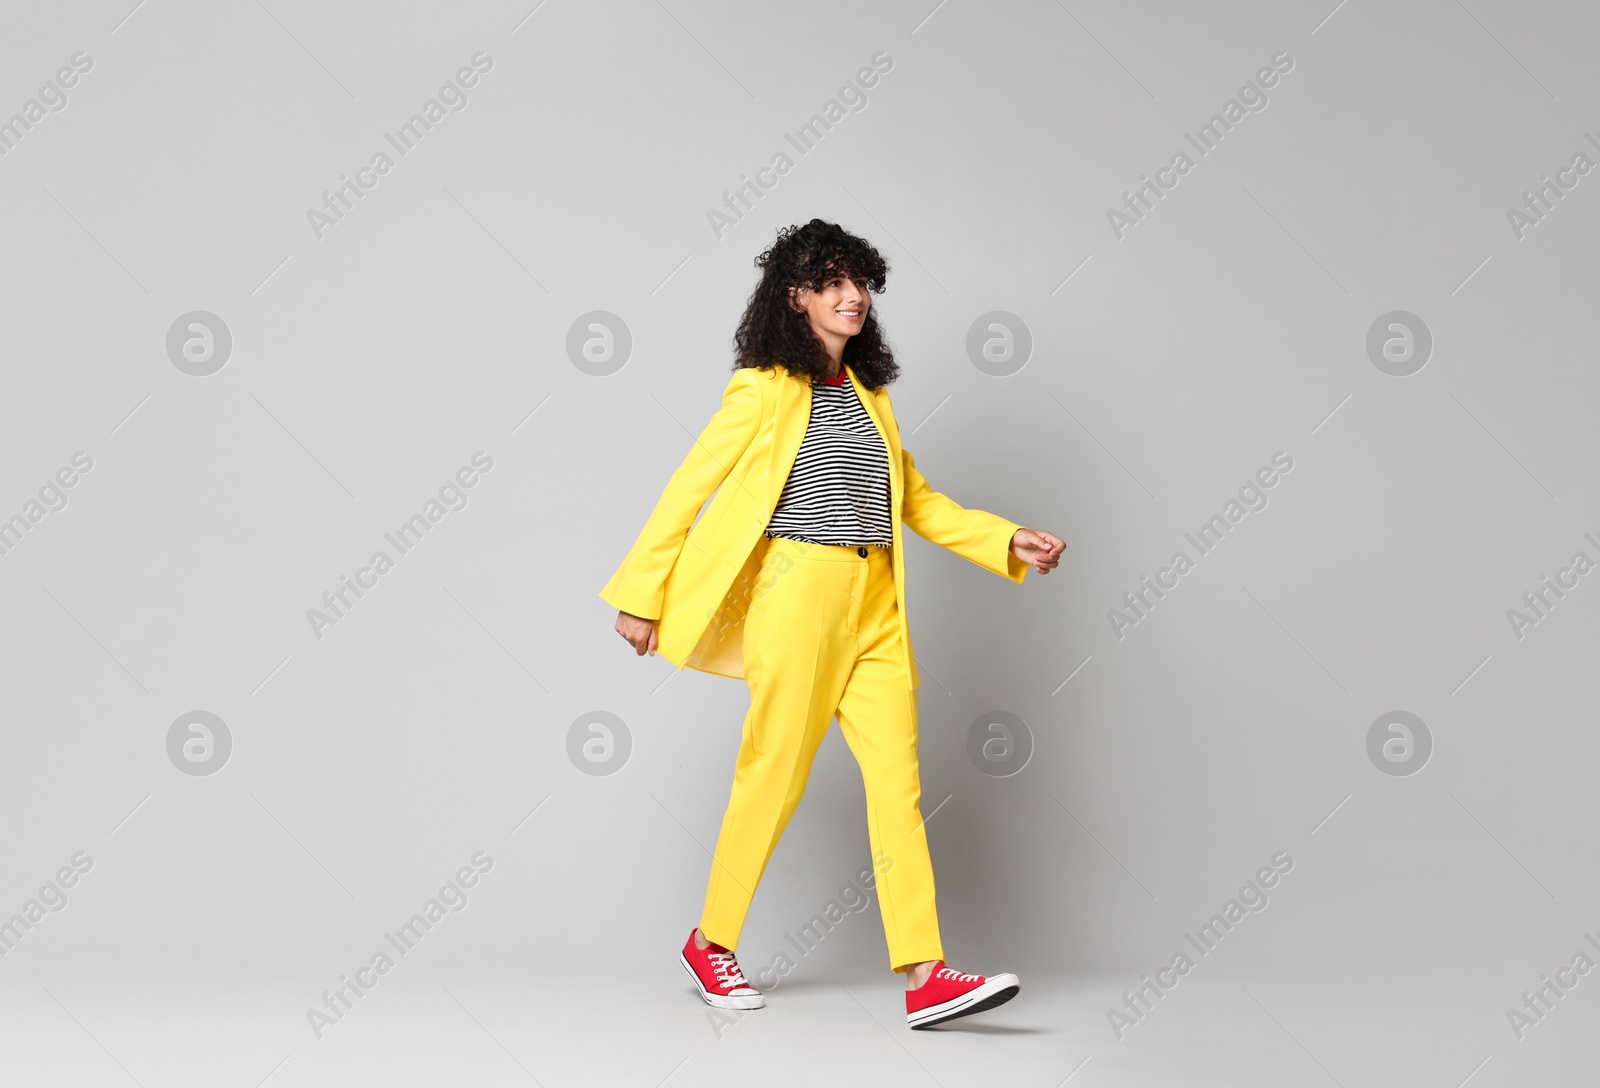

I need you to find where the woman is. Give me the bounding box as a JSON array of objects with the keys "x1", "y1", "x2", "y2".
[{"x1": 600, "y1": 219, "x2": 1064, "y2": 1029}]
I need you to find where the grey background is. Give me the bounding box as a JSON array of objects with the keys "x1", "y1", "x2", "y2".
[{"x1": 2, "y1": 0, "x2": 1597, "y2": 1085}]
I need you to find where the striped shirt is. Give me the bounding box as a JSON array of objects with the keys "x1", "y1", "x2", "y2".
[{"x1": 764, "y1": 369, "x2": 893, "y2": 548}]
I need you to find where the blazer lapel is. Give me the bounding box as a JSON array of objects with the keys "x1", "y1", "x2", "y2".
[
  {"x1": 846, "y1": 364, "x2": 902, "y2": 512},
  {"x1": 767, "y1": 366, "x2": 812, "y2": 510}
]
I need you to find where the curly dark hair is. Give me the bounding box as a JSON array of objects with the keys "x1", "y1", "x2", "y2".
[{"x1": 732, "y1": 219, "x2": 901, "y2": 390}]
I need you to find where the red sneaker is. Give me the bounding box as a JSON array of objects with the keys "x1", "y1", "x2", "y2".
[
  {"x1": 906, "y1": 961, "x2": 1019, "y2": 1028},
  {"x1": 680, "y1": 929, "x2": 765, "y2": 1010}
]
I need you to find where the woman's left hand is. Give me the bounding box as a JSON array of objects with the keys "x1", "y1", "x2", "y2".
[{"x1": 1010, "y1": 528, "x2": 1066, "y2": 575}]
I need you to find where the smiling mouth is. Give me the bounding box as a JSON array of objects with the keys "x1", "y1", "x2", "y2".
[{"x1": 837, "y1": 309, "x2": 861, "y2": 319}]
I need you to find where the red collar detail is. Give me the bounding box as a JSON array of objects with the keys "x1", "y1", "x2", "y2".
[{"x1": 822, "y1": 368, "x2": 847, "y2": 386}]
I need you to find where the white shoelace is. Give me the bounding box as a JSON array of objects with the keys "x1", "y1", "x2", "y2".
[
  {"x1": 709, "y1": 951, "x2": 750, "y2": 989},
  {"x1": 936, "y1": 966, "x2": 982, "y2": 983}
]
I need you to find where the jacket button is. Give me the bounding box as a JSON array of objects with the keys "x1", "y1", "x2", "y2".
[{"x1": 857, "y1": 546, "x2": 869, "y2": 557}]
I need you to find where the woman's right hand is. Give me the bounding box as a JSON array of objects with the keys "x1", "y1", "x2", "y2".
[{"x1": 615, "y1": 610, "x2": 659, "y2": 656}]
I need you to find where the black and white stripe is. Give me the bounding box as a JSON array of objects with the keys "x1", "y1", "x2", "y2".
[{"x1": 764, "y1": 378, "x2": 893, "y2": 547}]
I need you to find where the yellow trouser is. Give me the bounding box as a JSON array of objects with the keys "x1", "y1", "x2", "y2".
[{"x1": 699, "y1": 534, "x2": 942, "y2": 973}]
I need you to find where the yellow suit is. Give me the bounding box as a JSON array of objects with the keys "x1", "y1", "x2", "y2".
[
  {"x1": 599, "y1": 363, "x2": 1028, "y2": 691},
  {"x1": 601, "y1": 362, "x2": 1030, "y2": 972}
]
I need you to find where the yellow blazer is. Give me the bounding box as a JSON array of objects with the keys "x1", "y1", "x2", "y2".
[{"x1": 599, "y1": 363, "x2": 1028, "y2": 690}]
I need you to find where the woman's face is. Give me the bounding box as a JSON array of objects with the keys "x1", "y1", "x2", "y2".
[{"x1": 789, "y1": 271, "x2": 870, "y2": 341}]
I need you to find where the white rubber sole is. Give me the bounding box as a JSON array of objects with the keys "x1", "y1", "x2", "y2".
[
  {"x1": 907, "y1": 973, "x2": 1020, "y2": 1029},
  {"x1": 680, "y1": 952, "x2": 766, "y2": 1010}
]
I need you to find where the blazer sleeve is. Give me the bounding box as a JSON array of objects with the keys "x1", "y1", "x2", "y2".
[
  {"x1": 599, "y1": 368, "x2": 764, "y2": 620},
  {"x1": 901, "y1": 446, "x2": 1028, "y2": 584}
]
